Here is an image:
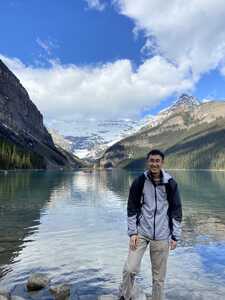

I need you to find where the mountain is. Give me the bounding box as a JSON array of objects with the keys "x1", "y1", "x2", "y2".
[
  {"x1": 48, "y1": 128, "x2": 73, "y2": 153},
  {"x1": 96, "y1": 94, "x2": 225, "y2": 170},
  {"x1": 65, "y1": 133, "x2": 105, "y2": 160},
  {"x1": 0, "y1": 59, "x2": 86, "y2": 170},
  {"x1": 46, "y1": 116, "x2": 153, "y2": 160}
]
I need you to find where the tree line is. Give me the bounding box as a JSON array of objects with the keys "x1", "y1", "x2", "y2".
[{"x1": 0, "y1": 138, "x2": 45, "y2": 169}]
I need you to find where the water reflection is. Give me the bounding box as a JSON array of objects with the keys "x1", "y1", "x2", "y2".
[
  {"x1": 0, "y1": 171, "x2": 70, "y2": 277},
  {"x1": 168, "y1": 170, "x2": 225, "y2": 245}
]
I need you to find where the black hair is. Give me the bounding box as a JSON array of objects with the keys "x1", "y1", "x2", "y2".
[{"x1": 146, "y1": 149, "x2": 165, "y2": 160}]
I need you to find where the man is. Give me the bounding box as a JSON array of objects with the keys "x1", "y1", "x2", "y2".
[{"x1": 119, "y1": 149, "x2": 182, "y2": 300}]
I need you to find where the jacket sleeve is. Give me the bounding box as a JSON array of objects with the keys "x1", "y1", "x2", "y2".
[
  {"x1": 170, "y1": 180, "x2": 182, "y2": 241},
  {"x1": 127, "y1": 178, "x2": 140, "y2": 237}
]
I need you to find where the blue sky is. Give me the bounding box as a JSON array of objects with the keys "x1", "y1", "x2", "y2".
[
  {"x1": 0, "y1": 1, "x2": 145, "y2": 66},
  {"x1": 1, "y1": 0, "x2": 225, "y2": 128}
]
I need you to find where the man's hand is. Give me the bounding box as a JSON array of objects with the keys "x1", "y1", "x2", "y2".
[
  {"x1": 129, "y1": 235, "x2": 139, "y2": 251},
  {"x1": 170, "y1": 239, "x2": 177, "y2": 250}
]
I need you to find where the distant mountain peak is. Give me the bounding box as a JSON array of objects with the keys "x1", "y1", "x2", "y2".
[
  {"x1": 172, "y1": 94, "x2": 200, "y2": 108},
  {"x1": 158, "y1": 94, "x2": 200, "y2": 117}
]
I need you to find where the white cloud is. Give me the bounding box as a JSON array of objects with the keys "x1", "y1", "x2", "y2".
[
  {"x1": 4, "y1": 1, "x2": 225, "y2": 128},
  {"x1": 114, "y1": 0, "x2": 225, "y2": 79},
  {"x1": 85, "y1": 0, "x2": 106, "y2": 11},
  {"x1": 0, "y1": 54, "x2": 194, "y2": 122}
]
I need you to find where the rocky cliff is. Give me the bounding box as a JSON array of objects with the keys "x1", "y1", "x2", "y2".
[
  {"x1": 0, "y1": 60, "x2": 53, "y2": 146},
  {"x1": 0, "y1": 59, "x2": 86, "y2": 169}
]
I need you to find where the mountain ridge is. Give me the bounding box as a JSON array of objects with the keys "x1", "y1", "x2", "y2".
[{"x1": 96, "y1": 95, "x2": 225, "y2": 170}]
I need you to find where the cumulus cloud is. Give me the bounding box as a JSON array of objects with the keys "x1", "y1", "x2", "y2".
[
  {"x1": 114, "y1": 0, "x2": 225, "y2": 79},
  {"x1": 3, "y1": 1, "x2": 225, "y2": 126},
  {"x1": 85, "y1": 0, "x2": 106, "y2": 11},
  {"x1": 0, "y1": 54, "x2": 194, "y2": 121}
]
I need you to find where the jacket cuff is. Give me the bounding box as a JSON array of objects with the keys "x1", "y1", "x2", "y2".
[
  {"x1": 171, "y1": 235, "x2": 178, "y2": 241},
  {"x1": 129, "y1": 232, "x2": 138, "y2": 237},
  {"x1": 172, "y1": 218, "x2": 182, "y2": 241},
  {"x1": 127, "y1": 215, "x2": 138, "y2": 237}
]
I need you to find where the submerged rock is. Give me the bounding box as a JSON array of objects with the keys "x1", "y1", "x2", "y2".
[
  {"x1": 26, "y1": 273, "x2": 50, "y2": 291},
  {"x1": 0, "y1": 247, "x2": 6, "y2": 253},
  {"x1": 49, "y1": 284, "x2": 70, "y2": 300}
]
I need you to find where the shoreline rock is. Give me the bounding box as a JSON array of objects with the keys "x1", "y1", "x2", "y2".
[
  {"x1": 49, "y1": 284, "x2": 70, "y2": 300},
  {"x1": 26, "y1": 273, "x2": 50, "y2": 291},
  {"x1": 1, "y1": 273, "x2": 152, "y2": 300}
]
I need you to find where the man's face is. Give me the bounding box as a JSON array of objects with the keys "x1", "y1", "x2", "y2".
[{"x1": 147, "y1": 154, "x2": 164, "y2": 175}]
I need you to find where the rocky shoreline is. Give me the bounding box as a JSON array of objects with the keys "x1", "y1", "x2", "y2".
[{"x1": 0, "y1": 273, "x2": 152, "y2": 300}]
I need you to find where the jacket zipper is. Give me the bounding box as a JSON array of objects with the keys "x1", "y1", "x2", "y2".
[{"x1": 153, "y1": 185, "x2": 157, "y2": 240}]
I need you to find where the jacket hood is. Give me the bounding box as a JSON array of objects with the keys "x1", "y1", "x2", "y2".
[{"x1": 144, "y1": 169, "x2": 172, "y2": 184}]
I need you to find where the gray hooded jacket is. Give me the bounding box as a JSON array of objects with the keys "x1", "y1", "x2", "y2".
[{"x1": 127, "y1": 169, "x2": 182, "y2": 241}]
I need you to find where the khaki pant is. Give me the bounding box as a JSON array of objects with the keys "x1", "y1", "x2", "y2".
[{"x1": 119, "y1": 235, "x2": 169, "y2": 300}]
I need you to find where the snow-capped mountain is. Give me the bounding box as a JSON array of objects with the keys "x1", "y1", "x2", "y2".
[
  {"x1": 169, "y1": 94, "x2": 200, "y2": 109},
  {"x1": 144, "y1": 94, "x2": 200, "y2": 129},
  {"x1": 46, "y1": 116, "x2": 153, "y2": 159},
  {"x1": 47, "y1": 94, "x2": 223, "y2": 161}
]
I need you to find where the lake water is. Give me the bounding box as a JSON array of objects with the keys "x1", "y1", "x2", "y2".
[{"x1": 0, "y1": 169, "x2": 225, "y2": 300}]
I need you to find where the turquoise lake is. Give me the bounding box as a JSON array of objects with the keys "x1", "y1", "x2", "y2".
[{"x1": 0, "y1": 169, "x2": 225, "y2": 299}]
